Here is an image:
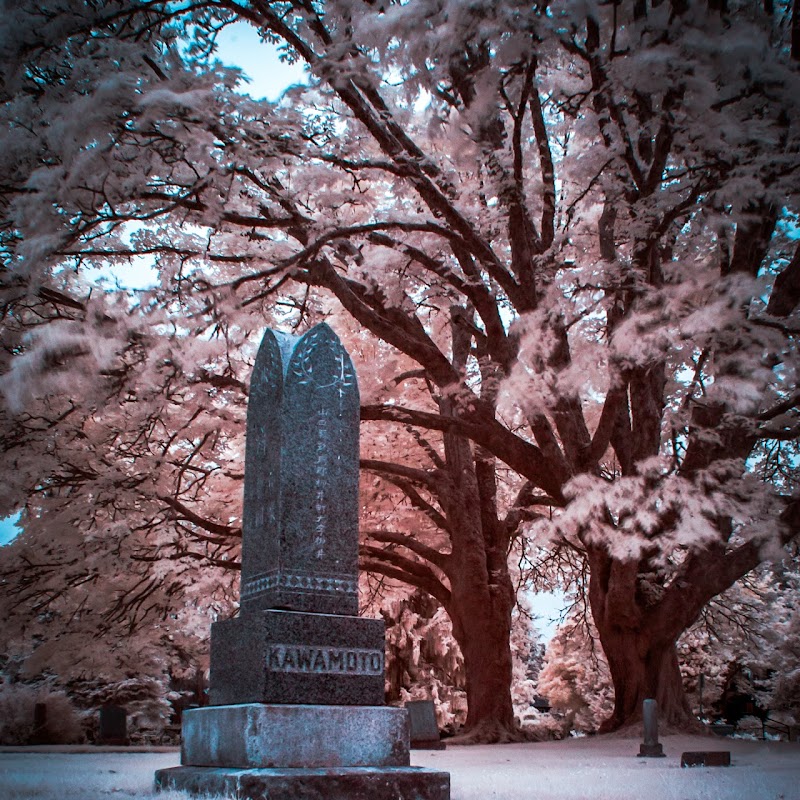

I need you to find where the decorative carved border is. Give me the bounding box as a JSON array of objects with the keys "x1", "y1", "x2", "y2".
[{"x1": 242, "y1": 570, "x2": 358, "y2": 599}]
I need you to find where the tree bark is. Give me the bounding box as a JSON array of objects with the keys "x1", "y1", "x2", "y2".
[
  {"x1": 594, "y1": 622, "x2": 693, "y2": 732},
  {"x1": 361, "y1": 421, "x2": 522, "y2": 740},
  {"x1": 447, "y1": 555, "x2": 517, "y2": 741},
  {"x1": 587, "y1": 546, "x2": 696, "y2": 732},
  {"x1": 438, "y1": 409, "x2": 519, "y2": 739},
  {"x1": 436, "y1": 312, "x2": 520, "y2": 740}
]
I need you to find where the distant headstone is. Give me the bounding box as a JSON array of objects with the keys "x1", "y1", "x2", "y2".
[
  {"x1": 637, "y1": 698, "x2": 665, "y2": 758},
  {"x1": 681, "y1": 751, "x2": 731, "y2": 767},
  {"x1": 156, "y1": 324, "x2": 449, "y2": 800},
  {"x1": 406, "y1": 701, "x2": 446, "y2": 750},
  {"x1": 31, "y1": 702, "x2": 47, "y2": 744},
  {"x1": 98, "y1": 705, "x2": 127, "y2": 746},
  {"x1": 533, "y1": 695, "x2": 551, "y2": 713}
]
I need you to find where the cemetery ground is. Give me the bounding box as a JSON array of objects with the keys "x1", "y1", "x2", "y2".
[{"x1": 2, "y1": 734, "x2": 799, "y2": 800}]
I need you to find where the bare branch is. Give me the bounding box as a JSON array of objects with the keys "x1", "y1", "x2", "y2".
[{"x1": 362, "y1": 529, "x2": 451, "y2": 572}]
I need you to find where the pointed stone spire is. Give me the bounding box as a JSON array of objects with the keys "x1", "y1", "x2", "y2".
[{"x1": 239, "y1": 323, "x2": 360, "y2": 616}]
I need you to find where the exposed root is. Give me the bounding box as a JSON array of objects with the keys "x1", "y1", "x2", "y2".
[{"x1": 445, "y1": 720, "x2": 533, "y2": 745}]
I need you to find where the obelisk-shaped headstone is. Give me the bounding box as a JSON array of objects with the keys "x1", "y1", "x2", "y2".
[
  {"x1": 157, "y1": 322, "x2": 451, "y2": 800},
  {"x1": 239, "y1": 323, "x2": 360, "y2": 617}
]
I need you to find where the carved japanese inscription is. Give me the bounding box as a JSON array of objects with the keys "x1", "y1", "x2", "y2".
[{"x1": 239, "y1": 323, "x2": 360, "y2": 616}]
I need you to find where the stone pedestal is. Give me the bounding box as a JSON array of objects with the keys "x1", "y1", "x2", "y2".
[
  {"x1": 637, "y1": 698, "x2": 666, "y2": 758},
  {"x1": 179, "y1": 704, "x2": 411, "y2": 768},
  {"x1": 638, "y1": 742, "x2": 665, "y2": 757},
  {"x1": 155, "y1": 765, "x2": 451, "y2": 800},
  {"x1": 155, "y1": 703, "x2": 449, "y2": 799}
]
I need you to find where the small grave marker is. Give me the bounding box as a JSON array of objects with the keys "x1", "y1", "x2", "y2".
[
  {"x1": 406, "y1": 701, "x2": 446, "y2": 750},
  {"x1": 637, "y1": 698, "x2": 665, "y2": 758},
  {"x1": 533, "y1": 695, "x2": 551, "y2": 713},
  {"x1": 31, "y1": 702, "x2": 47, "y2": 744},
  {"x1": 710, "y1": 722, "x2": 735, "y2": 736},
  {"x1": 681, "y1": 751, "x2": 731, "y2": 767},
  {"x1": 98, "y1": 705, "x2": 127, "y2": 746}
]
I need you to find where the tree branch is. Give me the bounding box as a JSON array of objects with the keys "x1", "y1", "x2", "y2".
[
  {"x1": 362, "y1": 403, "x2": 567, "y2": 500},
  {"x1": 360, "y1": 550, "x2": 451, "y2": 607},
  {"x1": 362, "y1": 529, "x2": 451, "y2": 573},
  {"x1": 529, "y1": 60, "x2": 556, "y2": 249},
  {"x1": 360, "y1": 458, "x2": 439, "y2": 490},
  {"x1": 766, "y1": 241, "x2": 800, "y2": 316},
  {"x1": 157, "y1": 495, "x2": 241, "y2": 538}
]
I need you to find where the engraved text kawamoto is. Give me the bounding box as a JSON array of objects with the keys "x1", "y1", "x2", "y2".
[{"x1": 266, "y1": 644, "x2": 383, "y2": 675}]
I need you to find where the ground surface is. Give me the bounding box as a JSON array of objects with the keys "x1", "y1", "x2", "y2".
[{"x1": 1, "y1": 735, "x2": 798, "y2": 799}]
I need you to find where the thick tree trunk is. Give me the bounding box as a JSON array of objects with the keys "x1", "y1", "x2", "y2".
[
  {"x1": 435, "y1": 400, "x2": 520, "y2": 741},
  {"x1": 448, "y1": 575, "x2": 517, "y2": 742},
  {"x1": 595, "y1": 623, "x2": 693, "y2": 732},
  {"x1": 360, "y1": 425, "x2": 521, "y2": 742},
  {"x1": 588, "y1": 549, "x2": 696, "y2": 732}
]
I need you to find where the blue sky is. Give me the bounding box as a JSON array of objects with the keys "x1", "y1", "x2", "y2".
[
  {"x1": 0, "y1": 511, "x2": 21, "y2": 546},
  {"x1": 215, "y1": 22, "x2": 307, "y2": 101},
  {"x1": 527, "y1": 591, "x2": 565, "y2": 641}
]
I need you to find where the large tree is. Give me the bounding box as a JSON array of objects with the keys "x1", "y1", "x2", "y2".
[
  {"x1": 2, "y1": 0, "x2": 800, "y2": 734},
  {"x1": 354, "y1": 320, "x2": 542, "y2": 739}
]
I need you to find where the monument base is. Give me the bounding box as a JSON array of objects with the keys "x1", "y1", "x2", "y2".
[
  {"x1": 181, "y1": 703, "x2": 410, "y2": 768},
  {"x1": 638, "y1": 742, "x2": 666, "y2": 757},
  {"x1": 155, "y1": 765, "x2": 450, "y2": 800}
]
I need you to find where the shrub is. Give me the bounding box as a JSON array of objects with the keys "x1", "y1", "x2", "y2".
[
  {"x1": 0, "y1": 684, "x2": 36, "y2": 745},
  {"x1": 0, "y1": 684, "x2": 85, "y2": 744}
]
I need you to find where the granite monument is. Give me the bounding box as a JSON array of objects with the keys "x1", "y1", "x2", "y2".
[{"x1": 155, "y1": 323, "x2": 449, "y2": 800}]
